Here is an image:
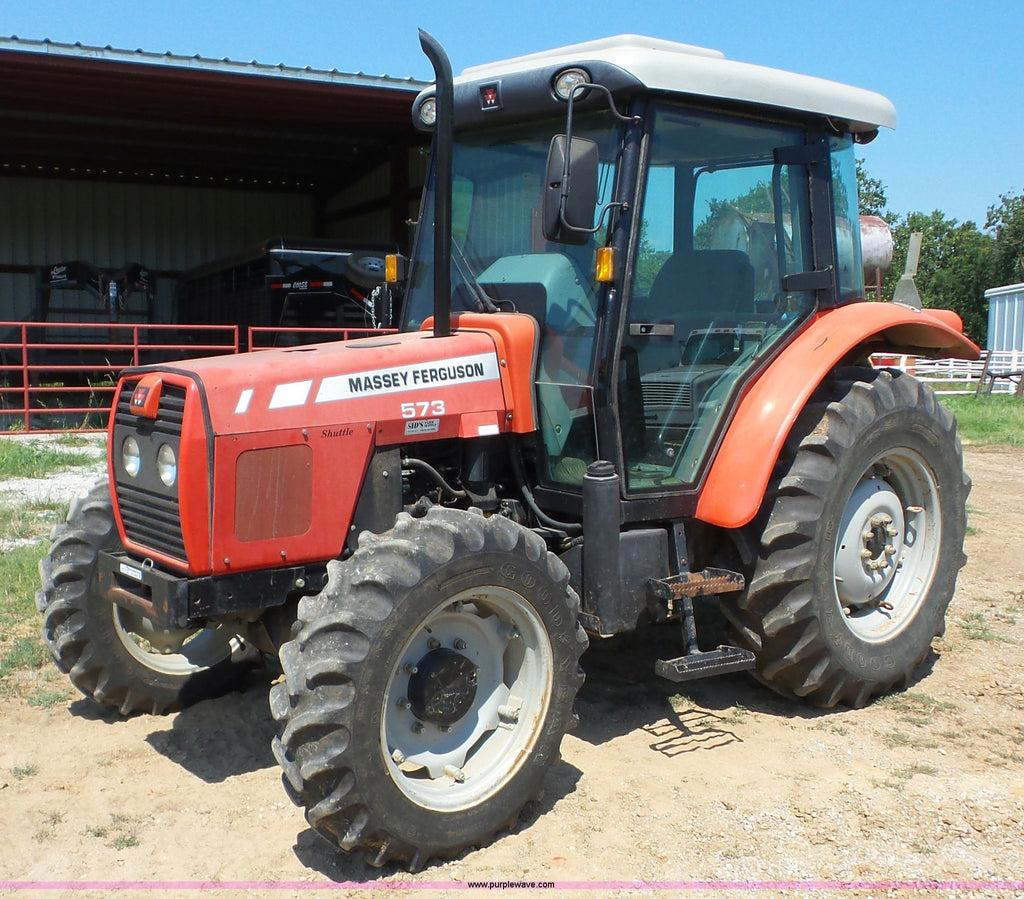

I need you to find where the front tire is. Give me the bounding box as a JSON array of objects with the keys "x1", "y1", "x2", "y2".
[
  {"x1": 270, "y1": 507, "x2": 587, "y2": 869},
  {"x1": 725, "y1": 367, "x2": 969, "y2": 707},
  {"x1": 36, "y1": 480, "x2": 256, "y2": 715}
]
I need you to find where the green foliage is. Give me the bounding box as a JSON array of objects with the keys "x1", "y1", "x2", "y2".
[
  {"x1": 856, "y1": 158, "x2": 895, "y2": 223},
  {"x1": 987, "y1": 191, "x2": 1024, "y2": 286},
  {"x1": 0, "y1": 635, "x2": 48, "y2": 680},
  {"x1": 0, "y1": 440, "x2": 95, "y2": 479},
  {"x1": 634, "y1": 221, "x2": 671, "y2": 296},
  {"x1": 0, "y1": 544, "x2": 49, "y2": 684}
]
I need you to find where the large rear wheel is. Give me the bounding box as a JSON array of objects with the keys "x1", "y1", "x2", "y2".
[
  {"x1": 723, "y1": 367, "x2": 969, "y2": 707},
  {"x1": 37, "y1": 480, "x2": 256, "y2": 715},
  {"x1": 270, "y1": 507, "x2": 587, "y2": 869}
]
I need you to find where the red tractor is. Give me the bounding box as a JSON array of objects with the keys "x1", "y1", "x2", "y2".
[{"x1": 38, "y1": 32, "x2": 976, "y2": 869}]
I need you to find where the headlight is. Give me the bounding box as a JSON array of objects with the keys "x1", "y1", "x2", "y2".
[
  {"x1": 553, "y1": 67, "x2": 590, "y2": 101},
  {"x1": 157, "y1": 443, "x2": 177, "y2": 487},
  {"x1": 122, "y1": 436, "x2": 141, "y2": 478},
  {"x1": 418, "y1": 96, "x2": 437, "y2": 127}
]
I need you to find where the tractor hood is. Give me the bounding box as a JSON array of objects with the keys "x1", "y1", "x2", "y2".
[
  {"x1": 150, "y1": 328, "x2": 516, "y2": 441},
  {"x1": 110, "y1": 319, "x2": 538, "y2": 576}
]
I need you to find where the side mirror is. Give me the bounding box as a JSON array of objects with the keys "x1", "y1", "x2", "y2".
[{"x1": 543, "y1": 135, "x2": 599, "y2": 246}]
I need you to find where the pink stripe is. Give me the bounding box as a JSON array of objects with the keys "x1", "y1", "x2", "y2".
[{"x1": 2, "y1": 881, "x2": 1024, "y2": 892}]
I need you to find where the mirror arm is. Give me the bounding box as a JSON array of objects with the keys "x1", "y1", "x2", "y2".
[
  {"x1": 559, "y1": 199, "x2": 629, "y2": 237},
  {"x1": 556, "y1": 83, "x2": 640, "y2": 239}
]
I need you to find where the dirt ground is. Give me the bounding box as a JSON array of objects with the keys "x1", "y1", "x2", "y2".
[{"x1": 1, "y1": 446, "x2": 1022, "y2": 898}]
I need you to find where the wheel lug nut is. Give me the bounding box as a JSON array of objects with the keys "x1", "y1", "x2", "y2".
[
  {"x1": 412, "y1": 722, "x2": 424, "y2": 734},
  {"x1": 453, "y1": 638, "x2": 467, "y2": 651},
  {"x1": 884, "y1": 545, "x2": 897, "y2": 556},
  {"x1": 392, "y1": 749, "x2": 405, "y2": 764},
  {"x1": 397, "y1": 697, "x2": 409, "y2": 710},
  {"x1": 886, "y1": 526, "x2": 899, "y2": 537},
  {"x1": 427, "y1": 638, "x2": 440, "y2": 650},
  {"x1": 860, "y1": 549, "x2": 873, "y2": 561},
  {"x1": 403, "y1": 663, "x2": 418, "y2": 674},
  {"x1": 440, "y1": 725, "x2": 451, "y2": 733},
  {"x1": 498, "y1": 704, "x2": 520, "y2": 723},
  {"x1": 444, "y1": 765, "x2": 466, "y2": 783}
]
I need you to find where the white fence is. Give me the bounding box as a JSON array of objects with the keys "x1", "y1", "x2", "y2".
[{"x1": 871, "y1": 350, "x2": 1024, "y2": 396}]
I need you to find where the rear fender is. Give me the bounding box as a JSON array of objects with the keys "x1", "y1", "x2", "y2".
[{"x1": 696, "y1": 303, "x2": 979, "y2": 530}]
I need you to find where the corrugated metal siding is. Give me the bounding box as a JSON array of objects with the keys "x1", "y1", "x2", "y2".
[
  {"x1": 985, "y1": 283, "x2": 1024, "y2": 352},
  {"x1": 0, "y1": 176, "x2": 314, "y2": 321}
]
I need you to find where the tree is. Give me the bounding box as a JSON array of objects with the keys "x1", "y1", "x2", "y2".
[
  {"x1": 986, "y1": 191, "x2": 1024, "y2": 286},
  {"x1": 856, "y1": 158, "x2": 895, "y2": 223}
]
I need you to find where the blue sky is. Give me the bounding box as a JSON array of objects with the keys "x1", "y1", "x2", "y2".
[{"x1": 4, "y1": 0, "x2": 1020, "y2": 229}]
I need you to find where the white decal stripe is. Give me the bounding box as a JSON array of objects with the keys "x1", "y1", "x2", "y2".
[
  {"x1": 234, "y1": 388, "x2": 254, "y2": 414},
  {"x1": 315, "y1": 352, "x2": 500, "y2": 404},
  {"x1": 269, "y1": 380, "x2": 313, "y2": 409},
  {"x1": 477, "y1": 423, "x2": 501, "y2": 436}
]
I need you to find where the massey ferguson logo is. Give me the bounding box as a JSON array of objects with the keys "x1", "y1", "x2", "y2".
[{"x1": 255, "y1": 353, "x2": 502, "y2": 412}]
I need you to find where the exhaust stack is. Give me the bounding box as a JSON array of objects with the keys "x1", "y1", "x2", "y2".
[{"x1": 418, "y1": 30, "x2": 454, "y2": 338}]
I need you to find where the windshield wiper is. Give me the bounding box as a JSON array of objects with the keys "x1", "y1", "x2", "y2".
[{"x1": 450, "y1": 237, "x2": 500, "y2": 313}]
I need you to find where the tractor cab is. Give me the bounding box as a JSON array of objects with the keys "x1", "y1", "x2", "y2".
[{"x1": 401, "y1": 35, "x2": 891, "y2": 518}]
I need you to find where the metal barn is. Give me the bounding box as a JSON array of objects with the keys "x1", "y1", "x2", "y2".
[{"x1": 0, "y1": 36, "x2": 428, "y2": 428}]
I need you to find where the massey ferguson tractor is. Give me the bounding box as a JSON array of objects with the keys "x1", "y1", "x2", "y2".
[{"x1": 38, "y1": 32, "x2": 977, "y2": 869}]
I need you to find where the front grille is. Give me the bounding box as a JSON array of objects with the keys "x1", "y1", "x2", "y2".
[
  {"x1": 642, "y1": 381, "x2": 693, "y2": 409},
  {"x1": 114, "y1": 380, "x2": 188, "y2": 562}
]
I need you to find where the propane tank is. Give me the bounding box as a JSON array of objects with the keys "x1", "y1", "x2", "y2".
[{"x1": 860, "y1": 214, "x2": 894, "y2": 275}]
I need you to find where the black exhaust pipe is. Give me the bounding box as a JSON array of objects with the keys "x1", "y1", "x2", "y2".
[{"x1": 418, "y1": 30, "x2": 453, "y2": 339}]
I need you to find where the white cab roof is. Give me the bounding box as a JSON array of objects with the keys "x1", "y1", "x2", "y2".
[{"x1": 458, "y1": 34, "x2": 896, "y2": 132}]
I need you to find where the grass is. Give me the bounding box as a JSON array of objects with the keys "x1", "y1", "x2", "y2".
[
  {"x1": 879, "y1": 691, "x2": 957, "y2": 716},
  {"x1": 938, "y1": 394, "x2": 1024, "y2": 446},
  {"x1": 0, "y1": 543, "x2": 51, "y2": 692},
  {"x1": 0, "y1": 498, "x2": 66, "y2": 543},
  {"x1": 881, "y1": 731, "x2": 912, "y2": 748},
  {"x1": 893, "y1": 763, "x2": 940, "y2": 779},
  {"x1": 83, "y1": 814, "x2": 140, "y2": 850},
  {"x1": 0, "y1": 437, "x2": 103, "y2": 689},
  {"x1": 957, "y1": 611, "x2": 1013, "y2": 643},
  {"x1": 26, "y1": 688, "x2": 69, "y2": 709},
  {"x1": 0, "y1": 544, "x2": 48, "y2": 633},
  {"x1": 10, "y1": 762, "x2": 39, "y2": 779},
  {"x1": 0, "y1": 438, "x2": 98, "y2": 479}
]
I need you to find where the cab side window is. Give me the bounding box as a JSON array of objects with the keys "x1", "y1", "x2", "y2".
[{"x1": 622, "y1": 106, "x2": 817, "y2": 490}]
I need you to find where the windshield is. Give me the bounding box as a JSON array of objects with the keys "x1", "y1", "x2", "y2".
[{"x1": 404, "y1": 113, "x2": 623, "y2": 342}]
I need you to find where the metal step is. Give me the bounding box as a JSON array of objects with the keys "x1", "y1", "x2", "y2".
[
  {"x1": 646, "y1": 567, "x2": 745, "y2": 602},
  {"x1": 655, "y1": 645, "x2": 756, "y2": 682}
]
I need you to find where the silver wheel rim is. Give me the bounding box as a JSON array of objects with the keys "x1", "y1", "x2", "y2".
[
  {"x1": 381, "y1": 586, "x2": 554, "y2": 812},
  {"x1": 833, "y1": 448, "x2": 941, "y2": 643},
  {"x1": 112, "y1": 606, "x2": 241, "y2": 676}
]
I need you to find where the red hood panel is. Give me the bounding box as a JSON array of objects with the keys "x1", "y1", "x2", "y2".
[{"x1": 163, "y1": 330, "x2": 510, "y2": 436}]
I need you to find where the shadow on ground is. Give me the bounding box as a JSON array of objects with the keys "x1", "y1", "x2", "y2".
[
  {"x1": 142, "y1": 669, "x2": 279, "y2": 782},
  {"x1": 292, "y1": 757, "x2": 583, "y2": 881}
]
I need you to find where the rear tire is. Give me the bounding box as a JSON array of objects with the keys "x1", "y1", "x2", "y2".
[
  {"x1": 723, "y1": 367, "x2": 969, "y2": 707},
  {"x1": 37, "y1": 480, "x2": 256, "y2": 715},
  {"x1": 270, "y1": 507, "x2": 587, "y2": 870}
]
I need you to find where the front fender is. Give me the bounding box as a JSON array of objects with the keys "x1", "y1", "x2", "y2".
[{"x1": 695, "y1": 303, "x2": 979, "y2": 530}]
